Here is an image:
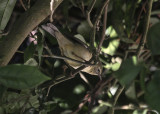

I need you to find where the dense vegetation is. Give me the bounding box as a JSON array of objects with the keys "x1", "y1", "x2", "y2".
[{"x1": 0, "y1": 0, "x2": 160, "y2": 113}]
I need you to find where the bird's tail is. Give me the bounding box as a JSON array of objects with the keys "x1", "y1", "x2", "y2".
[{"x1": 41, "y1": 23, "x2": 59, "y2": 38}]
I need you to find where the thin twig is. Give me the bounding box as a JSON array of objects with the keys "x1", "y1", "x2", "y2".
[
  {"x1": 109, "y1": 86, "x2": 124, "y2": 114},
  {"x1": 44, "y1": 46, "x2": 95, "y2": 66},
  {"x1": 86, "y1": 0, "x2": 97, "y2": 28},
  {"x1": 114, "y1": 104, "x2": 147, "y2": 110},
  {"x1": 131, "y1": 1, "x2": 147, "y2": 38},
  {"x1": 46, "y1": 75, "x2": 75, "y2": 96},
  {"x1": 20, "y1": 0, "x2": 27, "y2": 11},
  {"x1": 90, "y1": 0, "x2": 109, "y2": 50},
  {"x1": 98, "y1": 0, "x2": 110, "y2": 54},
  {"x1": 16, "y1": 49, "x2": 95, "y2": 66},
  {"x1": 72, "y1": 77, "x2": 113, "y2": 114},
  {"x1": 136, "y1": 0, "x2": 153, "y2": 59}
]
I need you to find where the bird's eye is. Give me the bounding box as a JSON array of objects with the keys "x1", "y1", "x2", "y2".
[{"x1": 97, "y1": 68, "x2": 101, "y2": 74}]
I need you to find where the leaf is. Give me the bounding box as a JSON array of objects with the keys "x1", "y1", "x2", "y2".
[
  {"x1": 114, "y1": 56, "x2": 143, "y2": 86},
  {"x1": 147, "y1": 22, "x2": 160, "y2": 55},
  {"x1": 102, "y1": 26, "x2": 120, "y2": 56},
  {"x1": 145, "y1": 70, "x2": 160, "y2": 113},
  {"x1": 0, "y1": 0, "x2": 17, "y2": 32},
  {"x1": 37, "y1": 30, "x2": 44, "y2": 65},
  {"x1": 24, "y1": 42, "x2": 36, "y2": 62},
  {"x1": 0, "y1": 85, "x2": 7, "y2": 102},
  {"x1": 24, "y1": 58, "x2": 38, "y2": 66},
  {"x1": 111, "y1": 0, "x2": 125, "y2": 39},
  {"x1": 124, "y1": 0, "x2": 138, "y2": 36},
  {"x1": 74, "y1": 34, "x2": 86, "y2": 43},
  {"x1": 125, "y1": 82, "x2": 136, "y2": 100},
  {"x1": 0, "y1": 64, "x2": 50, "y2": 89},
  {"x1": 77, "y1": 21, "x2": 91, "y2": 39}
]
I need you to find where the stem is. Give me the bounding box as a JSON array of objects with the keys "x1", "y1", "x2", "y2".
[
  {"x1": 86, "y1": 0, "x2": 97, "y2": 28},
  {"x1": 109, "y1": 86, "x2": 124, "y2": 114},
  {"x1": 90, "y1": 0, "x2": 109, "y2": 50},
  {"x1": 98, "y1": 0, "x2": 110, "y2": 53},
  {"x1": 136, "y1": 0, "x2": 153, "y2": 59}
]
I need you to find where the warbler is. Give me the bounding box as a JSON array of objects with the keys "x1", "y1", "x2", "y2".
[{"x1": 41, "y1": 23, "x2": 102, "y2": 75}]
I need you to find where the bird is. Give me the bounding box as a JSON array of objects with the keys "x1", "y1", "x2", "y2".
[{"x1": 41, "y1": 23, "x2": 102, "y2": 75}]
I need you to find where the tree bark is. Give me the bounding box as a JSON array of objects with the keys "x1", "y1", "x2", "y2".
[{"x1": 0, "y1": 0, "x2": 63, "y2": 66}]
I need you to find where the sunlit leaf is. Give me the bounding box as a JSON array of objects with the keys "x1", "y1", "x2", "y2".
[
  {"x1": 102, "y1": 26, "x2": 120, "y2": 56},
  {"x1": 0, "y1": 64, "x2": 50, "y2": 89},
  {"x1": 73, "y1": 84, "x2": 85, "y2": 94}
]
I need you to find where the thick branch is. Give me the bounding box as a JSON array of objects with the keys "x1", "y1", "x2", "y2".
[{"x1": 0, "y1": 0, "x2": 63, "y2": 66}]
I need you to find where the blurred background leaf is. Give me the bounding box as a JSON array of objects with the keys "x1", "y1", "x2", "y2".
[
  {"x1": 0, "y1": 64, "x2": 50, "y2": 89},
  {"x1": 147, "y1": 22, "x2": 160, "y2": 55},
  {"x1": 0, "y1": 0, "x2": 17, "y2": 33}
]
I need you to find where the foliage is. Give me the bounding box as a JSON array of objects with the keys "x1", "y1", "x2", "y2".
[{"x1": 0, "y1": 0, "x2": 160, "y2": 113}]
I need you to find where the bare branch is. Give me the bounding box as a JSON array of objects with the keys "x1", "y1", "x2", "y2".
[
  {"x1": 98, "y1": 0, "x2": 110, "y2": 54},
  {"x1": 136, "y1": 0, "x2": 153, "y2": 59},
  {"x1": 86, "y1": 0, "x2": 97, "y2": 28}
]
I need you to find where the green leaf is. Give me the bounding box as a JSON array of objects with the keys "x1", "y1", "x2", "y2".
[
  {"x1": 24, "y1": 42, "x2": 36, "y2": 62},
  {"x1": 74, "y1": 34, "x2": 86, "y2": 43},
  {"x1": 24, "y1": 58, "x2": 38, "y2": 66},
  {"x1": 114, "y1": 56, "x2": 143, "y2": 86},
  {"x1": 37, "y1": 31, "x2": 44, "y2": 65},
  {"x1": 0, "y1": 64, "x2": 50, "y2": 89},
  {"x1": 77, "y1": 21, "x2": 91, "y2": 39},
  {"x1": 147, "y1": 22, "x2": 160, "y2": 55},
  {"x1": 0, "y1": 0, "x2": 17, "y2": 32},
  {"x1": 102, "y1": 26, "x2": 120, "y2": 56},
  {"x1": 145, "y1": 70, "x2": 160, "y2": 113},
  {"x1": 125, "y1": 82, "x2": 136, "y2": 100},
  {"x1": 124, "y1": 0, "x2": 138, "y2": 36},
  {"x1": 0, "y1": 107, "x2": 5, "y2": 114},
  {"x1": 0, "y1": 85, "x2": 7, "y2": 102}
]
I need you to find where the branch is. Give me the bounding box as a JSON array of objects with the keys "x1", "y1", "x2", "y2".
[
  {"x1": 136, "y1": 0, "x2": 153, "y2": 59},
  {"x1": 86, "y1": 0, "x2": 97, "y2": 28},
  {"x1": 108, "y1": 86, "x2": 124, "y2": 114},
  {"x1": 98, "y1": 0, "x2": 110, "y2": 54},
  {"x1": 90, "y1": 0, "x2": 109, "y2": 50},
  {"x1": 72, "y1": 77, "x2": 113, "y2": 114},
  {"x1": 0, "y1": 0, "x2": 63, "y2": 66},
  {"x1": 16, "y1": 50, "x2": 95, "y2": 66},
  {"x1": 44, "y1": 45, "x2": 95, "y2": 66}
]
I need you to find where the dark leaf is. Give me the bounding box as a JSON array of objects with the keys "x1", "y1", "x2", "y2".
[
  {"x1": 0, "y1": 64, "x2": 50, "y2": 89},
  {"x1": 145, "y1": 70, "x2": 160, "y2": 113},
  {"x1": 24, "y1": 42, "x2": 36, "y2": 62},
  {"x1": 114, "y1": 56, "x2": 143, "y2": 86},
  {"x1": 147, "y1": 22, "x2": 160, "y2": 55},
  {"x1": 37, "y1": 31, "x2": 44, "y2": 65}
]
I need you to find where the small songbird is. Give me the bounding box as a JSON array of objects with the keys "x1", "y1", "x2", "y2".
[{"x1": 41, "y1": 23, "x2": 102, "y2": 75}]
